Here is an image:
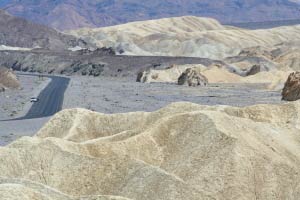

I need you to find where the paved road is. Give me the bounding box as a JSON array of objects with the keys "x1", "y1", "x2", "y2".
[{"x1": 13, "y1": 74, "x2": 70, "y2": 120}]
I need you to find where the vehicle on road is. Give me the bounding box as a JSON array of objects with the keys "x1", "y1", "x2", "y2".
[{"x1": 30, "y1": 97, "x2": 39, "y2": 102}]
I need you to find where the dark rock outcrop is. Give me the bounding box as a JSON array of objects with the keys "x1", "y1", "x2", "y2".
[
  {"x1": 246, "y1": 65, "x2": 261, "y2": 76},
  {"x1": 76, "y1": 47, "x2": 116, "y2": 56},
  {"x1": 178, "y1": 68, "x2": 208, "y2": 87},
  {"x1": 282, "y1": 72, "x2": 300, "y2": 101},
  {"x1": 0, "y1": 84, "x2": 5, "y2": 92},
  {"x1": 80, "y1": 63, "x2": 104, "y2": 77},
  {"x1": 136, "y1": 71, "x2": 145, "y2": 82}
]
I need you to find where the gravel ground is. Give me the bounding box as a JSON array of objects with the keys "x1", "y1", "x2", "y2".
[{"x1": 63, "y1": 76, "x2": 283, "y2": 114}]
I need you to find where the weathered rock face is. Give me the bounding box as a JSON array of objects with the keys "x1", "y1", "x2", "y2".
[
  {"x1": 1, "y1": 102, "x2": 300, "y2": 199},
  {"x1": 178, "y1": 67, "x2": 208, "y2": 86},
  {"x1": 282, "y1": 71, "x2": 300, "y2": 101}
]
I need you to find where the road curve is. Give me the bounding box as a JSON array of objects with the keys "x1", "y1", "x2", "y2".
[{"x1": 11, "y1": 74, "x2": 70, "y2": 120}]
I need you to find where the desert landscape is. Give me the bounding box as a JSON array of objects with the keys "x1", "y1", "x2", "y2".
[{"x1": 1, "y1": 1, "x2": 300, "y2": 199}]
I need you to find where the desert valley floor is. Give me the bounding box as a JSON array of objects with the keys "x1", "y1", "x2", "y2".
[{"x1": 0, "y1": 73, "x2": 281, "y2": 145}]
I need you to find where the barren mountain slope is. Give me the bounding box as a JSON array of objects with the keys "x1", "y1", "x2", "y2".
[
  {"x1": 0, "y1": 10, "x2": 86, "y2": 50},
  {"x1": 68, "y1": 16, "x2": 300, "y2": 59},
  {"x1": 0, "y1": 102, "x2": 300, "y2": 199}
]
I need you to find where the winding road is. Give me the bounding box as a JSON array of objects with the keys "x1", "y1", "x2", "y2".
[{"x1": 13, "y1": 74, "x2": 70, "y2": 120}]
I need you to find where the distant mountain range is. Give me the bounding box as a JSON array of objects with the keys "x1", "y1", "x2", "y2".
[{"x1": 1, "y1": 0, "x2": 300, "y2": 30}]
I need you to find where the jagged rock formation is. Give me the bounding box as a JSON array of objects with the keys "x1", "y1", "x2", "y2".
[
  {"x1": 68, "y1": 16, "x2": 300, "y2": 59},
  {"x1": 0, "y1": 67, "x2": 20, "y2": 91},
  {"x1": 282, "y1": 72, "x2": 300, "y2": 101},
  {"x1": 0, "y1": 102, "x2": 300, "y2": 199},
  {"x1": 178, "y1": 67, "x2": 208, "y2": 86}
]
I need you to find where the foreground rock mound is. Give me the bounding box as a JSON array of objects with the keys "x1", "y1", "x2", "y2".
[
  {"x1": 178, "y1": 67, "x2": 208, "y2": 86},
  {"x1": 282, "y1": 72, "x2": 300, "y2": 101},
  {"x1": 1, "y1": 102, "x2": 300, "y2": 199},
  {"x1": 0, "y1": 67, "x2": 20, "y2": 91}
]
